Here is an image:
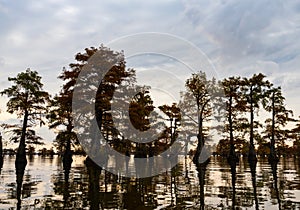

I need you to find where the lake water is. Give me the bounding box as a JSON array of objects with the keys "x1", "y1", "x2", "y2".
[{"x1": 0, "y1": 155, "x2": 299, "y2": 209}]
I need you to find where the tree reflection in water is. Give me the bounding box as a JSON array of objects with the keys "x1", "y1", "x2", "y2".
[
  {"x1": 270, "y1": 161, "x2": 281, "y2": 210},
  {"x1": 85, "y1": 156, "x2": 102, "y2": 210},
  {"x1": 1, "y1": 155, "x2": 300, "y2": 209},
  {"x1": 15, "y1": 157, "x2": 41, "y2": 210},
  {"x1": 229, "y1": 158, "x2": 237, "y2": 209},
  {"x1": 196, "y1": 161, "x2": 208, "y2": 209},
  {"x1": 63, "y1": 158, "x2": 71, "y2": 209},
  {"x1": 249, "y1": 160, "x2": 259, "y2": 210},
  {"x1": 15, "y1": 163, "x2": 25, "y2": 210}
]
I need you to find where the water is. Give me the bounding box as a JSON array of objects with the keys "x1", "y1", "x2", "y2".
[{"x1": 0, "y1": 155, "x2": 299, "y2": 209}]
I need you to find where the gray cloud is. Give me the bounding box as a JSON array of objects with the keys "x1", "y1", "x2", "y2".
[
  {"x1": 0, "y1": 0, "x2": 299, "y2": 142},
  {"x1": 0, "y1": 57, "x2": 4, "y2": 67},
  {"x1": 182, "y1": 0, "x2": 300, "y2": 69}
]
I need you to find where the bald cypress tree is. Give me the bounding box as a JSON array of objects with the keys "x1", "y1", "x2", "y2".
[
  {"x1": 1, "y1": 69, "x2": 49, "y2": 166},
  {"x1": 263, "y1": 86, "x2": 293, "y2": 161},
  {"x1": 181, "y1": 71, "x2": 219, "y2": 164},
  {"x1": 240, "y1": 73, "x2": 271, "y2": 162},
  {"x1": 221, "y1": 76, "x2": 246, "y2": 162}
]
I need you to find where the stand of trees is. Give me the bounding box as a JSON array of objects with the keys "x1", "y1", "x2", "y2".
[
  {"x1": 0, "y1": 45, "x2": 299, "y2": 171},
  {"x1": 216, "y1": 75, "x2": 297, "y2": 161}
]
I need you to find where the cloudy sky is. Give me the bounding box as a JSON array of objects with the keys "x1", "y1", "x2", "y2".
[{"x1": 0, "y1": 0, "x2": 300, "y2": 145}]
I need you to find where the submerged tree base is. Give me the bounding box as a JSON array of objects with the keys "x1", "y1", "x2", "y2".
[
  {"x1": 192, "y1": 143, "x2": 211, "y2": 165},
  {"x1": 248, "y1": 145, "x2": 257, "y2": 163},
  {"x1": 268, "y1": 153, "x2": 279, "y2": 164},
  {"x1": 0, "y1": 157, "x2": 3, "y2": 171},
  {"x1": 195, "y1": 160, "x2": 209, "y2": 209},
  {"x1": 15, "y1": 153, "x2": 27, "y2": 170},
  {"x1": 62, "y1": 151, "x2": 73, "y2": 172},
  {"x1": 227, "y1": 155, "x2": 239, "y2": 166},
  {"x1": 15, "y1": 155, "x2": 27, "y2": 210},
  {"x1": 227, "y1": 147, "x2": 239, "y2": 164},
  {"x1": 85, "y1": 156, "x2": 102, "y2": 210}
]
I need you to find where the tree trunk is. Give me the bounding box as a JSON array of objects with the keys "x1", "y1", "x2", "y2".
[
  {"x1": 228, "y1": 94, "x2": 238, "y2": 206},
  {"x1": 269, "y1": 91, "x2": 278, "y2": 163},
  {"x1": 170, "y1": 118, "x2": 173, "y2": 144},
  {"x1": 63, "y1": 136, "x2": 73, "y2": 171},
  {"x1": 193, "y1": 116, "x2": 204, "y2": 164},
  {"x1": 228, "y1": 94, "x2": 238, "y2": 163},
  {"x1": 16, "y1": 110, "x2": 28, "y2": 167},
  {"x1": 249, "y1": 95, "x2": 254, "y2": 145},
  {"x1": 248, "y1": 87, "x2": 257, "y2": 162},
  {"x1": 15, "y1": 109, "x2": 28, "y2": 209},
  {"x1": 63, "y1": 123, "x2": 73, "y2": 170},
  {"x1": 0, "y1": 134, "x2": 3, "y2": 167}
]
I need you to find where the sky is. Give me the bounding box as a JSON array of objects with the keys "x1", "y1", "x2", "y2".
[{"x1": 0, "y1": 0, "x2": 300, "y2": 147}]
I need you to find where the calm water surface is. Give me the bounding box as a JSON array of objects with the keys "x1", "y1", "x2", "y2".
[{"x1": 0, "y1": 155, "x2": 299, "y2": 209}]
